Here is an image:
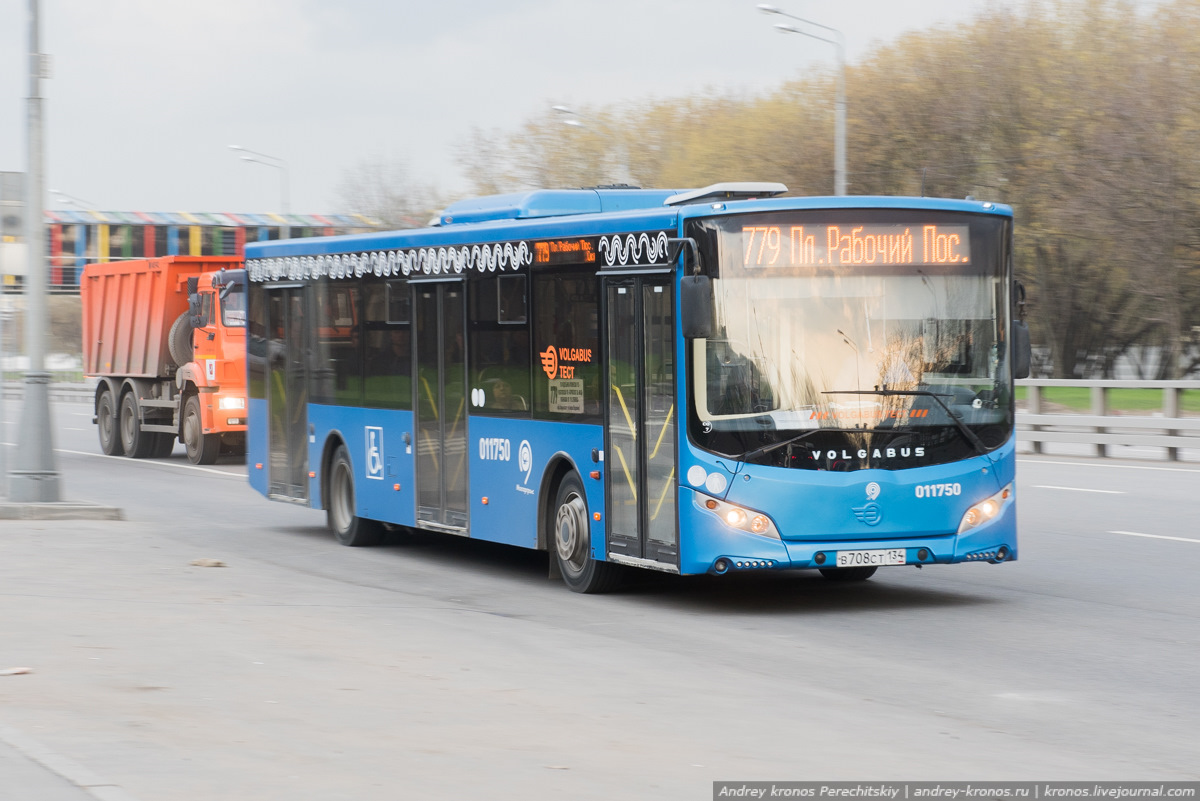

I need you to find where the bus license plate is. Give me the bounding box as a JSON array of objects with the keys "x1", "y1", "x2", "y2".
[{"x1": 836, "y1": 549, "x2": 906, "y2": 568}]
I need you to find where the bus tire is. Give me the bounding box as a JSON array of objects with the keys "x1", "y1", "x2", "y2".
[
  {"x1": 818, "y1": 566, "x2": 878, "y2": 582},
  {"x1": 97, "y1": 389, "x2": 123, "y2": 456},
  {"x1": 553, "y1": 474, "x2": 621, "y2": 594},
  {"x1": 327, "y1": 445, "x2": 382, "y2": 547},
  {"x1": 183, "y1": 395, "x2": 221, "y2": 465},
  {"x1": 119, "y1": 392, "x2": 155, "y2": 458}
]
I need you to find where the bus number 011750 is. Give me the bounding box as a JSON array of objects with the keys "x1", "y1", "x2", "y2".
[{"x1": 915, "y1": 483, "x2": 962, "y2": 498}]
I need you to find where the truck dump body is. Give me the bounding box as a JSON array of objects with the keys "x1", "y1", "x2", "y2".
[{"x1": 82, "y1": 256, "x2": 241, "y2": 379}]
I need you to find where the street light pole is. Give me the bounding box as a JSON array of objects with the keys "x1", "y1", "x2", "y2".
[
  {"x1": 228, "y1": 145, "x2": 290, "y2": 215},
  {"x1": 758, "y1": 4, "x2": 847, "y2": 196},
  {"x1": 10, "y1": 0, "x2": 61, "y2": 502}
]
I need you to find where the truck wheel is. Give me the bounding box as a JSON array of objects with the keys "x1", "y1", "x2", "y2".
[
  {"x1": 327, "y1": 445, "x2": 381, "y2": 546},
  {"x1": 119, "y1": 392, "x2": 156, "y2": 458},
  {"x1": 97, "y1": 389, "x2": 123, "y2": 456},
  {"x1": 151, "y1": 433, "x2": 176, "y2": 458},
  {"x1": 552, "y1": 474, "x2": 621, "y2": 594},
  {"x1": 168, "y1": 312, "x2": 194, "y2": 367},
  {"x1": 183, "y1": 395, "x2": 221, "y2": 465},
  {"x1": 818, "y1": 566, "x2": 878, "y2": 582}
]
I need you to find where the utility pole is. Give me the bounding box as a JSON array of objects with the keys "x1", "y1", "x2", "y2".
[{"x1": 9, "y1": 0, "x2": 61, "y2": 502}]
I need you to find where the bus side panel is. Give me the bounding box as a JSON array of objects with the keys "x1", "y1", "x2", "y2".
[
  {"x1": 247, "y1": 398, "x2": 269, "y2": 497},
  {"x1": 468, "y1": 417, "x2": 604, "y2": 551},
  {"x1": 307, "y1": 405, "x2": 416, "y2": 527}
]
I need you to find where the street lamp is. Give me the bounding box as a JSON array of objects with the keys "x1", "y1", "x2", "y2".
[
  {"x1": 228, "y1": 145, "x2": 290, "y2": 214},
  {"x1": 552, "y1": 105, "x2": 584, "y2": 128},
  {"x1": 758, "y1": 4, "x2": 847, "y2": 196},
  {"x1": 49, "y1": 189, "x2": 94, "y2": 208}
]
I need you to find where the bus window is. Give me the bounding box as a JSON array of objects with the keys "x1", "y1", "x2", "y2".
[
  {"x1": 311, "y1": 279, "x2": 361, "y2": 406},
  {"x1": 532, "y1": 269, "x2": 601, "y2": 422},
  {"x1": 469, "y1": 275, "x2": 531, "y2": 415},
  {"x1": 363, "y1": 277, "x2": 412, "y2": 410}
]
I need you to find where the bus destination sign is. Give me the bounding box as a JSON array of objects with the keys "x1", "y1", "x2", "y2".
[
  {"x1": 534, "y1": 237, "x2": 598, "y2": 266},
  {"x1": 741, "y1": 223, "x2": 970, "y2": 270}
]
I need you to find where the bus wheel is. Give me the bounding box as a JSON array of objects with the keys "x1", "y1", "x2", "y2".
[
  {"x1": 818, "y1": 566, "x2": 878, "y2": 582},
  {"x1": 553, "y1": 474, "x2": 621, "y2": 594},
  {"x1": 183, "y1": 396, "x2": 220, "y2": 465},
  {"x1": 327, "y1": 445, "x2": 382, "y2": 547},
  {"x1": 97, "y1": 389, "x2": 123, "y2": 456}
]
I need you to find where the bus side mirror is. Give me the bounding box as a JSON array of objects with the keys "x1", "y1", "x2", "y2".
[
  {"x1": 1012, "y1": 320, "x2": 1031, "y2": 379},
  {"x1": 681, "y1": 275, "x2": 713, "y2": 339}
]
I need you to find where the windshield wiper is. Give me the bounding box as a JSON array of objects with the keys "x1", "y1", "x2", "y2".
[
  {"x1": 821, "y1": 388, "x2": 990, "y2": 456},
  {"x1": 734, "y1": 427, "x2": 871, "y2": 463}
]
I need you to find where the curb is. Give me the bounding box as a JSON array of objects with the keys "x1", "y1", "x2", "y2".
[{"x1": 0, "y1": 502, "x2": 123, "y2": 520}]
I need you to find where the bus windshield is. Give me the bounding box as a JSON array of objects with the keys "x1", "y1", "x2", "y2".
[{"x1": 687, "y1": 209, "x2": 1014, "y2": 470}]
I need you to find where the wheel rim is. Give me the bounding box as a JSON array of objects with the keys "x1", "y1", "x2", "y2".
[
  {"x1": 555, "y1": 490, "x2": 589, "y2": 578},
  {"x1": 331, "y1": 460, "x2": 353, "y2": 534},
  {"x1": 120, "y1": 398, "x2": 137, "y2": 451},
  {"x1": 183, "y1": 403, "x2": 201, "y2": 460},
  {"x1": 98, "y1": 395, "x2": 115, "y2": 448}
]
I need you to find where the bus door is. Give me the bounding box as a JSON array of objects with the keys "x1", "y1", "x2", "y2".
[
  {"x1": 265, "y1": 285, "x2": 308, "y2": 502},
  {"x1": 413, "y1": 281, "x2": 469, "y2": 531},
  {"x1": 604, "y1": 276, "x2": 678, "y2": 565}
]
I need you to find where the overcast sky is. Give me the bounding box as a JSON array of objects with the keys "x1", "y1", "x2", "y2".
[{"x1": 2, "y1": 0, "x2": 1024, "y2": 215}]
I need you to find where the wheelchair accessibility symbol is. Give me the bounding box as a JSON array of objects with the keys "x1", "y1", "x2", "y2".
[{"x1": 365, "y1": 426, "x2": 384, "y2": 480}]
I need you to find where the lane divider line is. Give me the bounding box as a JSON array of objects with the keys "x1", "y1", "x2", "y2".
[
  {"x1": 1034, "y1": 485, "x2": 1124, "y2": 494},
  {"x1": 1110, "y1": 530, "x2": 1200, "y2": 545},
  {"x1": 1018, "y1": 458, "x2": 1200, "y2": 474},
  {"x1": 54, "y1": 448, "x2": 246, "y2": 478}
]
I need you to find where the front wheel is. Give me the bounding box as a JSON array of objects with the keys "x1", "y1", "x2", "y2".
[
  {"x1": 97, "y1": 389, "x2": 123, "y2": 456},
  {"x1": 553, "y1": 474, "x2": 621, "y2": 594},
  {"x1": 818, "y1": 566, "x2": 878, "y2": 582},
  {"x1": 327, "y1": 445, "x2": 382, "y2": 547},
  {"x1": 183, "y1": 395, "x2": 220, "y2": 465}
]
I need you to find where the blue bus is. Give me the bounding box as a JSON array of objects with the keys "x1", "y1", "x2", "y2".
[{"x1": 245, "y1": 183, "x2": 1030, "y2": 593}]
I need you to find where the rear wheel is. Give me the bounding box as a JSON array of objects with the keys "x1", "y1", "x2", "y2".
[
  {"x1": 150, "y1": 432, "x2": 176, "y2": 458},
  {"x1": 119, "y1": 392, "x2": 155, "y2": 458},
  {"x1": 553, "y1": 474, "x2": 621, "y2": 594},
  {"x1": 183, "y1": 395, "x2": 220, "y2": 465},
  {"x1": 818, "y1": 566, "x2": 878, "y2": 582},
  {"x1": 327, "y1": 445, "x2": 382, "y2": 547},
  {"x1": 97, "y1": 389, "x2": 122, "y2": 456}
]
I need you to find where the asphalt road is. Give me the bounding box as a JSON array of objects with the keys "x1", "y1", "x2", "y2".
[{"x1": 0, "y1": 400, "x2": 1197, "y2": 800}]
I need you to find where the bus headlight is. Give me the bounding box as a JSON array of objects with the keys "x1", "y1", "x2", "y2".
[
  {"x1": 218, "y1": 396, "x2": 246, "y2": 410},
  {"x1": 695, "y1": 495, "x2": 780, "y2": 540},
  {"x1": 957, "y1": 483, "x2": 1014, "y2": 534}
]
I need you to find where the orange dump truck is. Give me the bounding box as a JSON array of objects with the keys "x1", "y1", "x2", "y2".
[{"x1": 81, "y1": 256, "x2": 247, "y2": 464}]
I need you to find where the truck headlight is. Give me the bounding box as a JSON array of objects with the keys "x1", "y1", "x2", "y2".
[
  {"x1": 958, "y1": 483, "x2": 1014, "y2": 534},
  {"x1": 218, "y1": 397, "x2": 246, "y2": 410}
]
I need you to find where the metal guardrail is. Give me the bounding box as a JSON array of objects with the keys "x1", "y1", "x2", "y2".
[
  {"x1": 1017, "y1": 379, "x2": 1200, "y2": 460},
  {"x1": 2, "y1": 378, "x2": 96, "y2": 401},
  {"x1": 5, "y1": 377, "x2": 1198, "y2": 461}
]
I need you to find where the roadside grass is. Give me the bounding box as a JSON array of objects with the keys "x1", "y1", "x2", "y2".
[{"x1": 1016, "y1": 386, "x2": 1200, "y2": 413}]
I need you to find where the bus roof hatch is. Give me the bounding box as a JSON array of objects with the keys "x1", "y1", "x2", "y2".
[{"x1": 663, "y1": 182, "x2": 788, "y2": 206}]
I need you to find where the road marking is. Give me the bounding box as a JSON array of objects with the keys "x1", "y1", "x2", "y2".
[
  {"x1": 1033, "y1": 485, "x2": 1123, "y2": 494},
  {"x1": 1019, "y1": 458, "x2": 1200, "y2": 474},
  {"x1": 55, "y1": 447, "x2": 246, "y2": 478},
  {"x1": 1110, "y1": 530, "x2": 1200, "y2": 545}
]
